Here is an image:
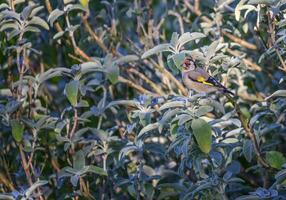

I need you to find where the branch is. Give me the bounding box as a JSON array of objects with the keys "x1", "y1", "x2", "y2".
[
  {"x1": 128, "y1": 68, "x2": 164, "y2": 95},
  {"x1": 82, "y1": 18, "x2": 109, "y2": 53},
  {"x1": 225, "y1": 94, "x2": 270, "y2": 168},
  {"x1": 118, "y1": 76, "x2": 155, "y2": 95}
]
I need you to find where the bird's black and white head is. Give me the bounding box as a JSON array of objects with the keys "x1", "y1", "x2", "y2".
[{"x1": 182, "y1": 57, "x2": 196, "y2": 72}]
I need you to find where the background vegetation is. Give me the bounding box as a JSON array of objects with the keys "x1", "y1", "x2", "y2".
[{"x1": 1, "y1": 0, "x2": 286, "y2": 199}]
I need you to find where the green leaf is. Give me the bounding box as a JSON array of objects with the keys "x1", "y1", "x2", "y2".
[
  {"x1": 142, "y1": 44, "x2": 172, "y2": 59},
  {"x1": 67, "y1": 4, "x2": 87, "y2": 13},
  {"x1": 191, "y1": 118, "x2": 212, "y2": 154},
  {"x1": 11, "y1": 119, "x2": 24, "y2": 142},
  {"x1": 53, "y1": 31, "x2": 65, "y2": 40},
  {"x1": 0, "y1": 194, "x2": 14, "y2": 200},
  {"x1": 21, "y1": 5, "x2": 37, "y2": 20},
  {"x1": 115, "y1": 55, "x2": 139, "y2": 64},
  {"x1": 87, "y1": 165, "x2": 107, "y2": 176},
  {"x1": 177, "y1": 32, "x2": 206, "y2": 50},
  {"x1": 73, "y1": 150, "x2": 85, "y2": 170},
  {"x1": 248, "y1": 0, "x2": 279, "y2": 5},
  {"x1": 170, "y1": 32, "x2": 179, "y2": 47},
  {"x1": 243, "y1": 139, "x2": 253, "y2": 162},
  {"x1": 206, "y1": 40, "x2": 219, "y2": 64},
  {"x1": 106, "y1": 64, "x2": 119, "y2": 84},
  {"x1": 172, "y1": 53, "x2": 185, "y2": 69},
  {"x1": 137, "y1": 122, "x2": 159, "y2": 139},
  {"x1": 266, "y1": 151, "x2": 286, "y2": 170},
  {"x1": 265, "y1": 90, "x2": 286, "y2": 100},
  {"x1": 65, "y1": 80, "x2": 79, "y2": 106},
  {"x1": 25, "y1": 180, "x2": 48, "y2": 197},
  {"x1": 28, "y1": 16, "x2": 49, "y2": 30},
  {"x1": 48, "y1": 9, "x2": 64, "y2": 26}
]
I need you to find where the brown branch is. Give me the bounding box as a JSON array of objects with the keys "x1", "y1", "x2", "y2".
[
  {"x1": 118, "y1": 76, "x2": 154, "y2": 95},
  {"x1": 128, "y1": 68, "x2": 164, "y2": 95},
  {"x1": 267, "y1": 11, "x2": 286, "y2": 72},
  {"x1": 225, "y1": 94, "x2": 270, "y2": 168},
  {"x1": 19, "y1": 144, "x2": 33, "y2": 186},
  {"x1": 82, "y1": 18, "x2": 109, "y2": 53},
  {"x1": 222, "y1": 30, "x2": 257, "y2": 50},
  {"x1": 69, "y1": 109, "x2": 78, "y2": 139},
  {"x1": 226, "y1": 49, "x2": 262, "y2": 71}
]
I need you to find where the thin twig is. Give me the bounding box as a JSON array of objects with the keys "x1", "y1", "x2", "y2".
[
  {"x1": 128, "y1": 68, "x2": 164, "y2": 95},
  {"x1": 118, "y1": 76, "x2": 154, "y2": 95},
  {"x1": 225, "y1": 94, "x2": 270, "y2": 168},
  {"x1": 147, "y1": 59, "x2": 188, "y2": 96},
  {"x1": 226, "y1": 49, "x2": 262, "y2": 71},
  {"x1": 82, "y1": 18, "x2": 109, "y2": 53}
]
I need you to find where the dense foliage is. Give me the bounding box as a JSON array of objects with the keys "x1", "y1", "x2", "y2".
[{"x1": 1, "y1": 0, "x2": 286, "y2": 199}]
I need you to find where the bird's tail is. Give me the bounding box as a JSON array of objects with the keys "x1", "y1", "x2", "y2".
[{"x1": 223, "y1": 88, "x2": 234, "y2": 96}]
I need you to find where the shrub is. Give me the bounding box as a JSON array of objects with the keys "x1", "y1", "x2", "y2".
[{"x1": 0, "y1": 0, "x2": 286, "y2": 199}]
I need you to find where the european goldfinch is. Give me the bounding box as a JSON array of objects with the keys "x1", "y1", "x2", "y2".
[{"x1": 181, "y1": 57, "x2": 234, "y2": 95}]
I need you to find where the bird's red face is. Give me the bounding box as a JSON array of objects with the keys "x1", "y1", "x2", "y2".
[{"x1": 182, "y1": 57, "x2": 195, "y2": 70}]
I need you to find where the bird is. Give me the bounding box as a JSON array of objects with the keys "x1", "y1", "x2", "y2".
[{"x1": 181, "y1": 57, "x2": 234, "y2": 95}]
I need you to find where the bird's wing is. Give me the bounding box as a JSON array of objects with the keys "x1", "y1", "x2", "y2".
[{"x1": 188, "y1": 68, "x2": 226, "y2": 88}]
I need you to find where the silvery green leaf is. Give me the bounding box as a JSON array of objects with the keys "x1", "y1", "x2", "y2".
[
  {"x1": 73, "y1": 150, "x2": 85, "y2": 170},
  {"x1": 21, "y1": 5, "x2": 37, "y2": 20},
  {"x1": 48, "y1": 9, "x2": 64, "y2": 26},
  {"x1": 159, "y1": 109, "x2": 181, "y2": 132},
  {"x1": 235, "y1": 195, "x2": 260, "y2": 200},
  {"x1": 28, "y1": 16, "x2": 49, "y2": 30},
  {"x1": 194, "y1": 105, "x2": 213, "y2": 117},
  {"x1": 0, "y1": 3, "x2": 9, "y2": 11},
  {"x1": 25, "y1": 180, "x2": 48, "y2": 198},
  {"x1": 137, "y1": 122, "x2": 159, "y2": 139},
  {"x1": 70, "y1": 175, "x2": 80, "y2": 187},
  {"x1": 172, "y1": 52, "x2": 185, "y2": 68},
  {"x1": 65, "y1": 24, "x2": 80, "y2": 33},
  {"x1": 274, "y1": 169, "x2": 286, "y2": 183},
  {"x1": 81, "y1": 61, "x2": 102, "y2": 73},
  {"x1": 142, "y1": 44, "x2": 172, "y2": 59},
  {"x1": 167, "y1": 54, "x2": 180, "y2": 74},
  {"x1": 67, "y1": 4, "x2": 87, "y2": 13},
  {"x1": 248, "y1": 0, "x2": 279, "y2": 5},
  {"x1": 105, "y1": 63, "x2": 119, "y2": 84},
  {"x1": 225, "y1": 128, "x2": 243, "y2": 137},
  {"x1": 206, "y1": 40, "x2": 219, "y2": 64},
  {"x1": 177, "y1": 32, "x2": 206, "y2": 50},
  {"x1": 159, "y1": 101, "x2": 188, "y2": 111},
  {"x1": 106, "y1": 100, "x2": 138, "y2": 109},
  {"x1": 115, "y1": 55, "x2": 139, "y2": 64},
  {"x1": 265, "y1": 90, "x2": 286, "y2": 100},
  {"x1": 53, "y1": 31, "x2": 65, "y2": 40},
  {"x1": 243, "y1": 139, "x2": 254, "y2": 162},
  {"x1": 86, "y1": 165, "x2": 107, "y2": 176},
  {"x1": 119, "y1": 143, "x2": 138, "y2": 160},
  {"x1": 30, "y1": 6, "x2": 44, "y2": 18},
  {"x1": 23, "y1": 26, "x2": 41, "y2": 33},
  {"x1": 2, "y1": 10, "x2": 21, "y2": 22},
  {"x1": 0, "y1": 23, "x2": 19, "y2": 32},
  {"x1": 235, "y1": 0, "x2": 248, "y2": 21},
  {"x1": 0, "y1": 194, "x2": 14, "y2": 200},
  {"x1": 170, "y1": 32, "x2": 179, "y2": 47},
  {"x1": 7, "y1": 29, "x2": 21, "y2": 40}
]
